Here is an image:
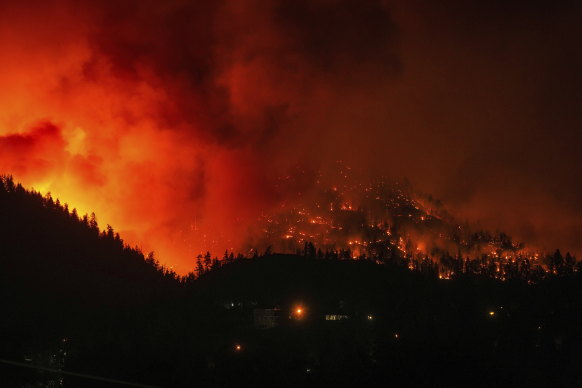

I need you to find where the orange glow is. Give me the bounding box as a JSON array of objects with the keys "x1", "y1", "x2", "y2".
[
  {"x1": 0, "y1": 0, "x2": 579, "y2": 277},
  {"x1": 0, "y1": 2, "x2": 289, "y2": 274},
  {"x1": 292, "y1": 306, "x2": 305, "y2": 319}
]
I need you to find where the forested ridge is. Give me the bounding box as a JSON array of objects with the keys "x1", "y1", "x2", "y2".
[{"x1": 2, "y1": 175, "x2": 582, "y2": 387}]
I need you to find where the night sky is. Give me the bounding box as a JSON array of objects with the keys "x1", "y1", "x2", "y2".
[{"x1": 0, "y1": 0, "x2": 580, "y2": 272}]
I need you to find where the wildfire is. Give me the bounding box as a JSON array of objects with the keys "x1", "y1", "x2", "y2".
[{"x1": 249, "y1": 172, "x2": 567, "y2": 284}]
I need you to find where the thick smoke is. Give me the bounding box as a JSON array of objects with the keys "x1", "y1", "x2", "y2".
[{"x1": 0, "y1": 0, "x2": 580, "y2": 272}]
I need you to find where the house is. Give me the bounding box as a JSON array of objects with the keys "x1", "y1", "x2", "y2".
[
  {"x1": 325, "y1": 314, "x2": 349, "y2": 321},
  {"x1": 253, "y1": 308, "x2": 280, "y2": 329}
]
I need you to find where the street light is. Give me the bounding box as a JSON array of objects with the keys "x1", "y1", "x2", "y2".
[{"x1": 292, "y1": 305, "x2": 305, "y2": 320}]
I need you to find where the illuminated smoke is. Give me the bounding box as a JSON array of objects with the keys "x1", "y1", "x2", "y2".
[{"x1": 0, "y1": 0, "x2": 580, "y2": 272}]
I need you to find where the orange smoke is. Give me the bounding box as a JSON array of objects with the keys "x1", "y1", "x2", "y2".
[
  {"x1": 1, "y1": 1, "x2": 581, "y2": 272},
  {"x1": 0, "y1": 1, "x2": 287, "y2": 273}
]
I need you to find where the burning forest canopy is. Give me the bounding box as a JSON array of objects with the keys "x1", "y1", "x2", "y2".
[{"x1": 0, "y1": 0, "x2": 581, "y2": 273}]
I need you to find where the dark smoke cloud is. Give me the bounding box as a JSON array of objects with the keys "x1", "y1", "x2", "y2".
[{"x1": 276, "y1": 0, "x2": 400, "y2": 73}]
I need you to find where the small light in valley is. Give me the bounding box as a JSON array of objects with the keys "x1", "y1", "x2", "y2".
[{"x1": 292, "y1": 305, "x2": 305, "y2": 320}]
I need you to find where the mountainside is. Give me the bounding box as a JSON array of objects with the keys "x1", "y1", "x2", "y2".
[
  {"x1": 2, "y1": 175, "x2": 582, "y2": 387},
  {"x1": 0, "y1": 175, "x2": 182, "y2": 386},
  {"x1": 251, "y1": 167, "x2": 576, "y2": 282},
  {"x1": 0, "y1": 175, "x2": 178, "y2": 301}
]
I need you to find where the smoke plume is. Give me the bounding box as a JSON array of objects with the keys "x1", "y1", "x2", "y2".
[{"x1": 0, "y1": 0, "x2": 580, "y2": 272}]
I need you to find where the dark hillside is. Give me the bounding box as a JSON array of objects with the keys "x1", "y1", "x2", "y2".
[
  {"x1": 190, "y1": 255, "x2": 582, "y2": 386},
  {"x1": 0, "y1": 176, "x2": 181, "y2": 386},
  {"x1": 2, "y1": 175, "x2": 582, "y2": 387}
]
